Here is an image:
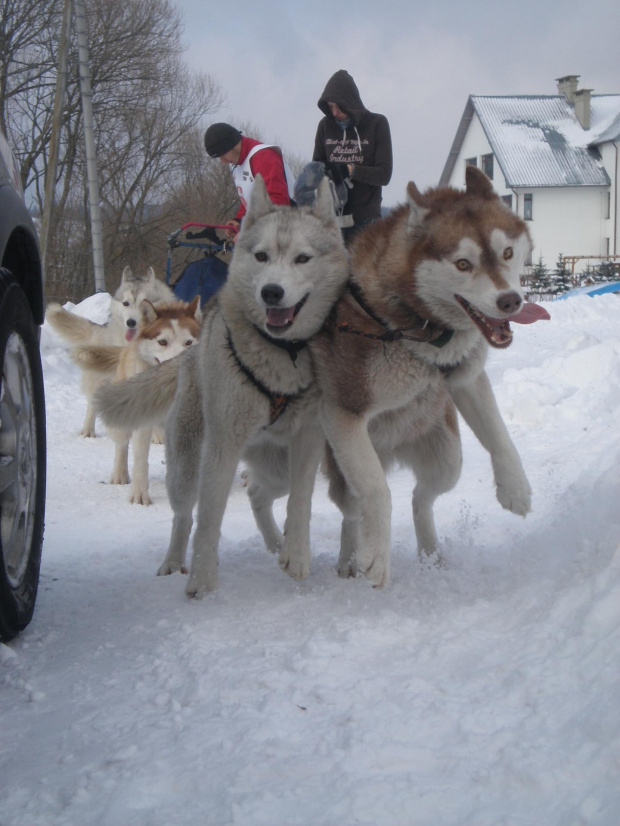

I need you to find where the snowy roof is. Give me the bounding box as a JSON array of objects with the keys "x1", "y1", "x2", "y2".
[{"x1": 440, "y1": 93, "x2": 620, "y2": 188}]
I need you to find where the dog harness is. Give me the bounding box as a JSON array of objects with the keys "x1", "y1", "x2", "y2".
[
  {"x1": 336, "y1": 281, "x2": 453, "y2": 348},
  {"x1": 226, "y1": 330, "x2": 305, "y2": 426},
  {"x1": 252, "y1": 325, "x2": 308, "y2": 366}
]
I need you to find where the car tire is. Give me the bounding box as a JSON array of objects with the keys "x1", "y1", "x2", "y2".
[{"x1": 0, "y1": 267, "x2": 46, "y2": 641}]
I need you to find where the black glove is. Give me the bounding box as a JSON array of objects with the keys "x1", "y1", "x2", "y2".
[{"x1": 325, "y1": 162, "x2": 349, "y2": 185}]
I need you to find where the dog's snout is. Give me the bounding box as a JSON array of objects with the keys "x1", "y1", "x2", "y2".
[
  {"x1": 261, "y1": 283, "x2": 284, "y2": 306},
  {"x1": 126, "y1": 318, "x2": 137, "y2": 329},
  {"x1": 497, "y1": 291, "x2": 522, "y2": 316}
]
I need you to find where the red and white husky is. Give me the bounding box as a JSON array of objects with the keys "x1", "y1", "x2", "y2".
[{"x1": 311, "y1": 165, "x2": 550, "y2": 587}]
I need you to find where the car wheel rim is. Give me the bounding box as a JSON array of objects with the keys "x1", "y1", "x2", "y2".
[{"x1": 0, "y1": 331, "x2": 37, "y2": 588}]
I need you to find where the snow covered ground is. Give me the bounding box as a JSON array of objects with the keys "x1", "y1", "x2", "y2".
[{"x1": 2, "y1": 292, "x2": 620, "y2": 825}]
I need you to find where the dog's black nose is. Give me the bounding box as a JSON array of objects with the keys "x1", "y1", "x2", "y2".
[
  {"x1": 261, "y1": 284, "x2": 284, "y2": 306},
  {"x1": 127, "y1": 318, "x2": 137, "y2": 328},
  {"x1": 496, "y1": 291, "x2": 522, "y2": 315}
]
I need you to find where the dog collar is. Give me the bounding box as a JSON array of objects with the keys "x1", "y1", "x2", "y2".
[
  {"x1": 345, "y1": 281, "x2": 453, "y2": 348},
  {"x1": 253, "y1": 325, "x2": 308, "y2": 366}
]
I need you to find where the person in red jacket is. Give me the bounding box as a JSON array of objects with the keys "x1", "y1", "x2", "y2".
[{"x1": 204, "y1": 123, "x2": 294, "y2": 238}]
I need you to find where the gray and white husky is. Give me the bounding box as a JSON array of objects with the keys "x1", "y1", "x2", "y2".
[
  {"x1": 95, "y1": 176, "x2": 349, "y2": 597},
  {"x1": 46, "y1": 266, "x2": 174, "y2": 436}
]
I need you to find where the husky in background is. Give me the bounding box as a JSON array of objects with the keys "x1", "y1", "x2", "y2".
[
  {"x1": 74, "y1": 298, "x2": 201, "y2": 505},
  {"x1": 95, "y1": 176, "x2": 349, "y2": 595},
  {"x1": 311, "y1": 165, "x2": 550, "y2": 588},
  {"x1": 45, "y1": 266, "x2": 174, "y2": 436}
]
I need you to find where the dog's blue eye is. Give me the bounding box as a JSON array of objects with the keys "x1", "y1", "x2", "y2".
[
  {"x1": 255, "y1": 251, "x2": 268, "y2": 262},
  {"x1": 295, "y1": 254, "x2": 310, "y2": 264}
]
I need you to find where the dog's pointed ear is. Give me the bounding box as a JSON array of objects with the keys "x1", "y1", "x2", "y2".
[
  {"x1": 140, "y1": 298, "x2": 157, "y2": 323},
  {"x1": 122, "y1": 266, "x2": 133, "y2": 282},
  {"x1": 465, "y1": 165, "x2": 495, "y2": 199},
  {"x1": 146, "y1": 266, "x2": 156, "y2": 281},
  {"x1": 406, "y1": 182, "x2": 429, "y2": 231},
  {"x1": 312, "y1": 176, "x2": 339, "y2": 227},
  {"x1": 188, "y1": 295, "x2": 201, "y2": 318},
  {"x1": 242, "y1": 175, "x2": 274, "y2": 231}
]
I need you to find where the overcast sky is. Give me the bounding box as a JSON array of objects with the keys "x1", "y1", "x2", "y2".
[{"x1": 175, "y1": 0, "x2": 619, "y2": 207}]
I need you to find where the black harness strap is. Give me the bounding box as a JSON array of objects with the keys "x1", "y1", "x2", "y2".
[
  {"x1": 253, "y1": 325, "x2": 307, "y2": 366},
  {"x1": 344, "y1": 280, "x2": 453, "y2": 348},
  {"x1": 226, "y1": 331, "x2": 302, "y2": 426}
]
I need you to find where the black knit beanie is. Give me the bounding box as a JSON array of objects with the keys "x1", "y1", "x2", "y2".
[{"x1": 204, "y1": 123, "x2": 242, "y2": 158}]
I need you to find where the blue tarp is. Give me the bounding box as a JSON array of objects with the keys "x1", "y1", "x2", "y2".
[
  {"x1": 553, "y1": 281, "x2": 620, "y2": 300},
  {"x1": 171, "y1": 256, "x2": 228, "y2": 307}
]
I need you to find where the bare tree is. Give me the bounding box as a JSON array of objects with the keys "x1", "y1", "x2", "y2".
[{"x1": 2, "y1": 0, "x2": 225, "y2": 301}]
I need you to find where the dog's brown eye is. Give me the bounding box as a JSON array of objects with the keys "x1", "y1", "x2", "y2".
[
  {"x1": 295, "y1": 254, "x2": 310, "y2": 264},
  {"x1": 185, "y1": 340, "x2": 194, "y2": 347},
  {"x1": 455, "y1": 259, "x2": 472, "y2": 272},
  {"x1": 158, "y1": 339, "x2": 168, "y2": 347},
  {"x1": 255, "y1": 251, "x2": 268, "y2": 262},
  {"x1": 503, "y1": 247, "x2": 513, "y2": 260}
]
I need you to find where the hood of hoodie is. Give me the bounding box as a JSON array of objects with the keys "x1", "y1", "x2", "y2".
[{"x1": 317, "y1": 70, "x2": 366, "y2": 125}]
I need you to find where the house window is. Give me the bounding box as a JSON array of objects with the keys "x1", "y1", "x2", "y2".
[
  {"x1": 502, "y1": 195, "x2": 512, "y2": 210},
  {"x1": 465, "y1": 157, "x2": 477, "y2": 167},
  {"x1": 524, "y1": 193, "x2": 533, "y2": 220},
  {"x1": 481, "y1": 153, "x2": 494, "y2": 179}
]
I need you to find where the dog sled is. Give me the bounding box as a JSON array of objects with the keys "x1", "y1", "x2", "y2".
[{"x1": 165, "y1": 223, "x2": 236, "y2": 307}]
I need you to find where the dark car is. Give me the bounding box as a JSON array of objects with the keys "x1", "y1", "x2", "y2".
[{"x1": 0, "y1": 131, "x2": 46, "y2": 641}]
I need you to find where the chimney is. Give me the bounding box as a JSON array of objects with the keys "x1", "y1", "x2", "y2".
[
  {"x1": 574, "y1": 88, "x2": 592, "y2": 130},
  {"x1": 556, "y1": 74, "x2": 580, "y2": 103}
]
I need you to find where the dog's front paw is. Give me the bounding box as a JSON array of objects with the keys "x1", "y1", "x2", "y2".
[
  {"x1": 356, "y1": 548, "x2": 390, "y2": 588},
  {"x1": 185, "y1": 578, "x2": 216, "y2": 599},
  {"x1": 109, "y1": 471, "x2": 130, "y2": 485},
  {"x1": 80, "y1": 428, "x2": 96, "y2": 438},
  {"x1": 157, "y1": 560, "x2": 187, "y2": 576},
  {"x1": 279, "y1": 545, "x2": 310, "y2": 580},
  {"x1": 495, "y1": 475, "x2": 532, "y2": 516},
  {"x1": 336, "y1": 559, "x2": 357, "y2": 579},
  {"x1": 129, "y1": 489, "x2": 152, "y2": 506}
]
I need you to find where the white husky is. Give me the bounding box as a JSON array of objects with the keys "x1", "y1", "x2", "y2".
[
  {"x1": 45, "y1": 266, "x2": 174, "y2": 436},
  {"x1": 74, "y1": 298, "x2": 201, "y2": 505},
  {"x1": 95, "y1": 176, "x2": 349, "y2": 595}
]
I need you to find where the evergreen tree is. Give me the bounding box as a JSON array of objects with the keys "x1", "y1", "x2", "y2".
[
  {"x1": 552, "y1": 254, "x2": 572, "y2": 295},
  {"x1": 530, "y1": 256, "x2": 552, "y2": 295},
  {"x1": 594, "y1": 261, "x2": 619, "y2": 282}
]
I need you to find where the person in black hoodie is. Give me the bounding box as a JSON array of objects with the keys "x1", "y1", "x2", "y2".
[{"x1": 313, "y1": 69, "x2": 393, "y2": 243}]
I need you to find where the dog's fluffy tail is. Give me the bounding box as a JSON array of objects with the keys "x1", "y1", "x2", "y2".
[
  {"x1": 71, "y1": 345, "x2": 123, "y2": 374},
  {"x1": 46, "y1": 303, "x2": 109, "y2": 345},
  {"x1": 93, "y1": 358, "x2": 180, "y2": 429}
]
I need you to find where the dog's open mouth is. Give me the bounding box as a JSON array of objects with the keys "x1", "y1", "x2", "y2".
[
  {"x1": 265, "y1": 293, "x2": 309, "y2": 334},
  {"x1": 455, "y1": 295, "x2": 550, "y2": 349}
]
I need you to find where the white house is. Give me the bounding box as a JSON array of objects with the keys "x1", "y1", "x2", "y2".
[{"x1": 439, "y1": 76, "x2": 620, "y2": 274}]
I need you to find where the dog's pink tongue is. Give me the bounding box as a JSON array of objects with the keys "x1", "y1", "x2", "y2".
[
  {"x1": 266, "y1": 306, "x2": 295, "y2": 327},
  {"x1": 125, "y1": 328, "x2": 137, "y2": 342},
  {"x1": 511, "y1": 302, "x2": 551, "y2": 324}
]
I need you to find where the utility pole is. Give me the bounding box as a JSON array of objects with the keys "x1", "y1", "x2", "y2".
[{"x1": 73, "y1": 0, "x2": 106, "y2": 292}]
